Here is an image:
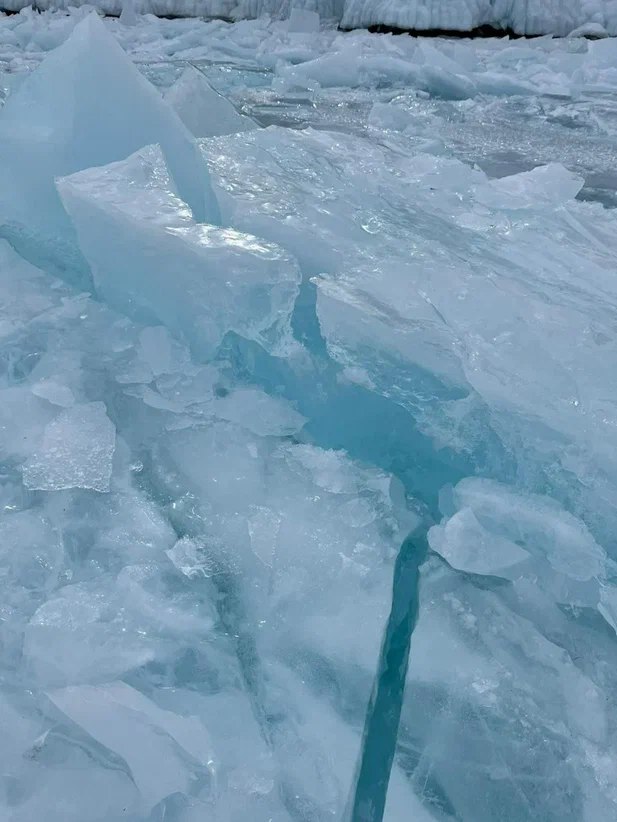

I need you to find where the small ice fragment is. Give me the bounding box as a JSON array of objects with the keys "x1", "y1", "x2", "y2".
[
  {"x1": 23, "y1": 402, "x2": 116, "y2": 493},
  {"x1": 599, "y1": 585, "x2": 617, "y2": 635},
  {"x1": 429, "y1": 507, "x2": 530, "y2": 576},
  {"x1": 214, "y1": 388, "x2": 306, "y2": 436},
  {"x1": 166, "y1": 536, "x2": 217, "y2": 579},
  {"x1": 0, "y1": 387, "x2": 55, "y2": 461},
  {"x1": 31, "y1": 379, "x2": 75, "y2": 408},
  {"x1": 138, "y1": 326, "x2": 185, "y2": 377},
  {"x1": 247, "y1": 506, "x2": 281, "y2": 567}
]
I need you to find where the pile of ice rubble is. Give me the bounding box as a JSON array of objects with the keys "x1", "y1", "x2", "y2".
[
  {"x1": 1, "y1": 10, "x2": 617, "y2": 822},
  {"x1": 4, "y1": 0, "x2": 617, "y2": 37},
  {"x1": 4, "y1": 6, "x2": 617, "y2": 104}
]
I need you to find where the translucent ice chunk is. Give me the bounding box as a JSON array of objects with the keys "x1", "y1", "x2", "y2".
[
  {"x1": 137, "y1": 326, "x2": 189, "y2": 377},
  {"x1": 474, "y1": 162, "x2": 585, "y2": 210},
  {"x1": 429, "y1": 506, "x2": 530, "y2": 576},
  {"x1": 23, "y1": 402, "x2": 116, "y2": 493},
  {"x1": 0, "y1": 12, "x2": 219, "y2": 279},
  {"x1": 119, "y1": 0, "x2": 138, "y2": 26},
  {"x1": 31, "y1": 380, "x2": 75, "y2": 408},
  {"x1": 453, "y1": 478, "x2": 606, "y2": 582},
  {"x1": 0, "y1": 387, "x2": 56, "y2": 462},
  {"x1": 213, "y1": 387, "x2": 306, "y2": 436},
  {"x1": 0, "y1": 240, "x2": 57, "y2": 339},
  {"x1": 164, "y1": 66, "x2": 257, "y2": 138},
  {"x1": 58, "y1": 144, "x2": 300, "y2": 359},
  {"x1": 47, "y1": 682, "x2": 212, "y2": 811},
  {"x1": 287, "y1": 8, "x2": 320, "y2": 33},
  {"x1": 25, "y1": 582, "x2": 158, "y2": 685},
  {"x1": 598, "y1": 585, "x2": 617, "y2": 636}
]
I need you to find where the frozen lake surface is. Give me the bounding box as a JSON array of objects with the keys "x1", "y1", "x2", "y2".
[{"x1": 1, "y1": 7, "x2": 617, "y2": 822}]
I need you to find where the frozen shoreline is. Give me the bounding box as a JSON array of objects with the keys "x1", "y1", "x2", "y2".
[{"x1": 1, "y1": 0, "x2": 617, "y2": 37}]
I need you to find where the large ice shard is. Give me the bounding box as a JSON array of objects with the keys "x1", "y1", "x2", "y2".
[
  {"x1": 57, "y1": 144, "x2": 300, "y2": 359},
  {"x1": 0, "y1": 11, "x2": 219, "y2": 282}
]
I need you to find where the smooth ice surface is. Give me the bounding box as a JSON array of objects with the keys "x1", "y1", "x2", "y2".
[
  {"x1": 0, "y1": 11, "x2": 219, "y2": 281},
  {"x1": 164, "y1": 66, "x2": 257, "y2": 138},
  {"x1": 58, "y1": 144, "x2": 300, "y2": 359}
]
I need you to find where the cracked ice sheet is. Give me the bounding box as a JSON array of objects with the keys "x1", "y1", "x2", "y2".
[
  {"x1": 393, "y1": 478, "x2": 617, "y2": 821},
  {"x1": 205, "y1": 124, "x2": 617, "y2": 540},
  {"x1": 0, "y1": 233, "x2": 422, "y2": 818}
]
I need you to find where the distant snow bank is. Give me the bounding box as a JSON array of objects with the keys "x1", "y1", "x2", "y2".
[{"x1": 2, "y1": 0, "x2": 617, "y2": 36}]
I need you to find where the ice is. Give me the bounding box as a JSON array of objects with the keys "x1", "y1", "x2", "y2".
[
  {"x1": 0, "y1": 12, "x2": 219, "y2": 281},
  {"x1": 23, "y1": 402, "x2": 116, "y2": 493},
  {"x1": 213, "y1": 387, "x2": 306, "y2": 435},
  {"x1": 164, "y1": 66, "x2": 257, "y2": 138},
  {"x1": 2, "y1": 8, "x2": 617, "y2": 822},
  {"x1": 119, "y1": 0, "x2": 139, "y2": 26},
  {"x1": 3, "y1": 0, "x2": 617, "y2": 36},
  {"x1": 452, "y1": 478, "x2": 607, "y2": 583},
  {"x1": 25, "y1": 582, "x2": 159, "y2": 684},
  {"x1": 429, "y1": 506, "x2": 530, "y2": 576},
  {"x1": 287, "y1": 8, "x2": 321, "y2": 33},
  {"x1": 157, "y1": 421, "x2": 418, "y2": 816},
  {"x1": 340, "y1": 0, "x2": 617, "y2": 36},
  {"x1": 31, "y1": 379, "x2": 75, "y2": 408},
  {"x1": 58, "y1": 144, "x2": 300, "y2": 359},
  {"x1": 47, "y1": 682, "x2": 212, "y2": 811},
  {"x1": 0, "y1": 388, "x2": 56, "y2": 462},
  {"x1": 206, "y1": 126, "x2": 617, "y2": 534},
  {"x1": 0, "y1": 240, "x2": 58, "y2": 338},
  {"x1": 474, "y1": 162, "x2": 585, "y2": 210},
  {"x1": 394, "y1": 480, "x2": 617, "y2": 821}
]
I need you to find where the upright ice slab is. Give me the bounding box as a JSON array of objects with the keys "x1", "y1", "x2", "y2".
[
  {"x1": 0, "y1": 12, "x2": 219, "y2": 281},
  {"x1": 58, "y1": 145, "x2": 300, "y2": 359}
]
